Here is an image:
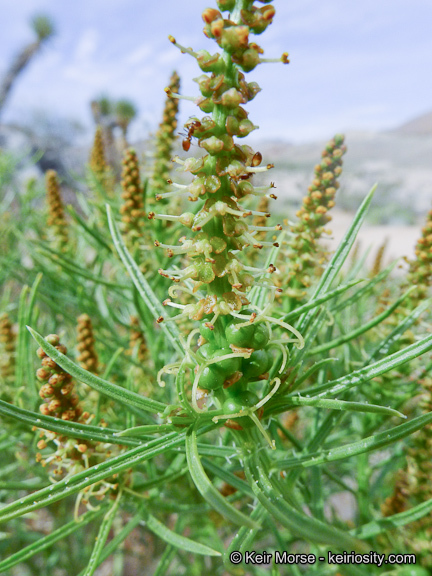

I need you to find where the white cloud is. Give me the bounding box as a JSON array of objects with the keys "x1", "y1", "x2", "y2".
[
  {"x1": 124, "y1": 43, "x2": 152, "y2": 66},
  {"x1": 74, "y1": 28, "x2": 99, "y2": 61}
]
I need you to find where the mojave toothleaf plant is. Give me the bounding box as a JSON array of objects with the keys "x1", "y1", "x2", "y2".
[{"x1": 0, "y1": 1, "x2": 432, "y2": 574}]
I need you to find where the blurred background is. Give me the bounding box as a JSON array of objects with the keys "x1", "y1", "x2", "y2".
[{"x1": 1, "y1": 0, "x2": 432, "y2": 261}]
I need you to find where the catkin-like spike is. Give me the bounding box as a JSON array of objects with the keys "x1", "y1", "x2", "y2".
[
  {"x1": 89, "y1": 125, "x2": 107, "y2": 176},
  {"x1": 46, "y1": 169, "x2": 69, "y2": 252},
  {"x1": 0, "y1": 312, "x2": 15, "y2": 382},
  {"x1": 36, "y1": 334, "x2": 82, "y2": 421},
  {"x1": 283, "y1": 134, "x2": 346, "y2": 297},
  {"x1": 150, "y1": 71, "x2": 180, "y2": 202},
  {"x1": 35, "y1": 333, "x2": 125, "y2": 503},
  {"x1": 76, "y1": 314, "x2": 99, "y2": 374},
  {"x1": 407, "y1": 208, "x2": 432, "y2": 306},
  {"x1": 128, "y1": 316, "x2": 148, "y2": 364},
  {"x1": 370, "y1": 238, "x2": 388, "y2": 278},
  {"x1": 120, "y1": 148, "x2": 146, "y2": 248},
  {"x1": 88, "y1": 125, "x2": 113, "y2": 191}
]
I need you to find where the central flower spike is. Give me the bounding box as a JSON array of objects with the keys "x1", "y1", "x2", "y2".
[
  {"x1": 152, "y1": 1, "x2": 302, "y2": 433},
  {"x1": 154, "y1": 1, "x2": 287, "y2": 302}
]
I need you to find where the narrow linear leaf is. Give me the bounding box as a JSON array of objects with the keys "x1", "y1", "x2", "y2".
[
  {"x1": 153, "y1": 545, "x2": 177, "y2": 576},
  {"x1": 311, "y1": 185, "x2": 376, "y2": 299},
  {"x1": 140, "y1": 505, "x2": 221, "y2": 556},
  {"x1": 225, "y1": 505, "x2": 267, "y2": 569},
  {"x1": 352, "y1": 496, "x2": 432, "y2": 539},
  {"x1": 367, "y1": 298, "x2": 431, "y2": 363},
  {"x1": 272, "y1": 396, "x2": 405, "y2": 419},
  {"x1": 281, "y1": 279, "x2": 363, "y2": 323},
  {"x1": 202, "y1": 458, "x2": 255, "y2": 498},
  {"x1": 0, "y1": 507, "x2": 106, "y2": 573},
  {"x1": 115, "y1": 424, "x2": 174, "y2": 437},
  {"x1": 293, "y1": 357, "x2": 338, "y2": 389},
  {"x1": 15, "y1": 285, "x2": 30, "y2": 391},
  {"x1": 0, "y1": 398, "x2": 142, "y2": 447},
  {"x1": 244, "y1": 453, "x2": 367, "y2": 552},
  {"x1": 296, "y1": 185, "x2": 376, "y2": 335},
  {"x1": 301, "y1": 332, "x2": 432, "y2": 398},
  {"x1": 83, "y1": 491, "x2": 123, "y2": 576},
  {"x1": 0, "y1": 430, "x2": 185, "y2": 524},
  {"x1": 67, "y1": 205, "x2": 112, "y2": 252},
  {"x1": 185, "y1": 425, "x2": 259, "y2": 529},
  {"x1": 36, "y1": 245, "x2": 127, "y2": 289},
  {"x1": 332, "y1": 260, "x2": 398, "y2": 314},
  {"x1": 77, "y1": 508, "x2": 144, "y2": 576},
  {"x1": 0, "y1": 423, "x2": 216, "y2": 524},
  {"x1": 107, "y1": 204, "x2": 183, "y2": 355},
  {"x1": 273, "y1": 411, "x2": 432, "y2": 470},
  {"x1": 27, "y1": 326, "x2": 166, "y2": 413},
  {"x1": 308, "y1": 287, "x2": 417, "y2": 355}
]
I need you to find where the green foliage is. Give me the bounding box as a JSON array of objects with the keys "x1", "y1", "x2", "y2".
[
  {"x1": 0, "y1": 1, "x2": 432, "y2": 575},
  {"x1": 31, "y1": 15, "x2": 55, "y2": 41}
]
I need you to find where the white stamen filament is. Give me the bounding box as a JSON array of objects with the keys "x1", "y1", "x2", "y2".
[{"x1": 157, "y1": 362, "x2": 181, "y2": 387}]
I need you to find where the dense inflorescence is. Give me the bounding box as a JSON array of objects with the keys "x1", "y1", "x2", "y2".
[
  {"x1": 150, "y1": 71, "x2": 181, "y2": 202},
  {"x1": 120, "y1": 148, "x2": 146, "y2": 249},
  {"x1": 45, "y1": 169, "x2": 69, "y2": 252},
  {"x1": 0, "y1": 312, "x2": 15, "y2": 384},
  {"x1": 128, "y1": 315, "x2": 148, "y2": 364},
  {"x1": 407, "y1": 207, "x2": 432, "y2": 305},
  {"x1": 149, "y1": 0, "x2": 303, "y2": 434},
  {"x1": 76, "y1": 313, "x2": 99, "y2": 374},
  {"x1": 36, "y1": 334, "x2": 81, "y2": 421},
  {"x1": 280, "y1": 135, "x2": 346, "y2": 299},
  {"x1": 88, "y1": 125, "x2": 111, "y2": 190},
  {"x1": 35, "y1": 334, "x2": 123, "y2": 503}
]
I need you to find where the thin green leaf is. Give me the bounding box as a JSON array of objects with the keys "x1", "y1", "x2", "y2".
[
  {"x1": 272, "y1": 396, "x2": 405, "y2": 419},
  {"x1": 36, "y1": 245, "x2": 127, "y2": 289},
  {"x1": 202, "y1": 458, "x2": 255, "y2": 498},
  {"x1": 225, "y1": 505, "x2": 267, "y2": 570},
  {"x1": 107, "y1": 204, "x2": 183, "y2": 356},
  {"x1": 0, "y1": 507, "x2": 107, "y2": 573},
  {"x1": 281, "y1": 279, "x2": 363, "y2": 323},
  {"x1": 352, "y1": 496, "x2": 432, "y2": 539},
  {"x1": 273, "y1": 411, "x2": 432, "y2": 470},
  {"x1": 367, "y1": 298, "x2": 431, "y2": 363},
  {"x1": 331, "y1": 260, "x2": 398, "y2": 314},
  {"x1": 185, "y1": 425, "x2": 259, "y2": 529},
  {"x1": 309, "y1": 287, "x2": 417, "y2": 355},
  {"x1": 27, "y1": 326, "x2": 166, "y2": 413},
  {"x1": 311, "y1": 185, "x2": 376, "y2": 299},
  {"x1": 0, "y1": 430, "x2": 187, "y2": 524},
  {"x1": 83, "y1": 491, "x2": 123, "y2": 576},
  {"x1": 67, "y1": 205, "x2": 112, "y2": 252},
  {"x1": 77, "y1": 508, "x2": 144, "y2": 576},
  {"x1": 115, "y1": 424, "x2": 174, "y2": 437},
  {"x1": 296, "y1": 185, "x2": 376, "y2": 336},
  {"x1": 293, "y1": 358, "x2": 338, "y2": 389},
  {"x1": 140, "y1": 504, "x2": 221, "y2": 556},
  {"x1": 15, "y1": 285, "x2": 30, "y2": 392},
  {"x1": 0, "y1": 398, "x2": 142, "y2": 447},
  {"x1": 301, "y1": 332, "x2": 432, "y2": 399},
  {"x1": 244, "y1": 452, "x2": 367, "y2": 552}
]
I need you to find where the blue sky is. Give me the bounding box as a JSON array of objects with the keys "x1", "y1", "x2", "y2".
[{"x1": 0, "y1": 0, "x2": 431, "y2": 143}]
